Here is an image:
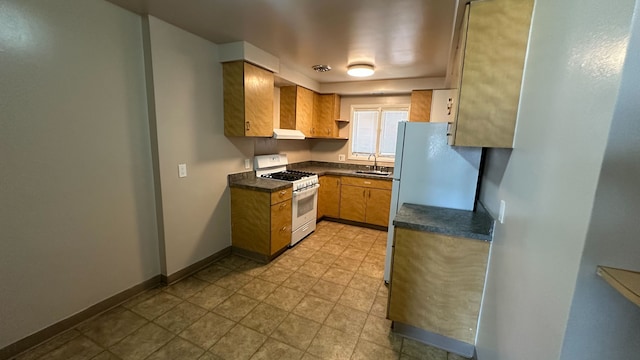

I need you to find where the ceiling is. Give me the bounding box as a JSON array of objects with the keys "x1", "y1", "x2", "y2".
[{"x1": 106, "y1": 0, "x2": 464, "y2": 83}]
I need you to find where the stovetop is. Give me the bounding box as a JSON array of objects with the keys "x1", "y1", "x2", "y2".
[{"x1": 261, "y1": 170, "x2": 316, "y2": 182}]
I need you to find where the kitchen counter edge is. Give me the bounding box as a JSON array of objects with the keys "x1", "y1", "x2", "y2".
[
  {"x1": 394, "y1": 203, "x2": 495, "y2": 242},
  {"x1": 228, "y1": 173, "x2": 292, "y2": 192},
  {"x1": 228, "y1": 165, "x2": 393, "y2": 192}
]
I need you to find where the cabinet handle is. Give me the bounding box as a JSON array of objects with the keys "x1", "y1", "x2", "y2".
[
  {"x1": 279, "y1": 190, "x2": 286, "y2": 197},
  {"x1": 245, "y1": 121, "x2": 250, "y2": 131},
  {"x1": 364, "y1": 181, "x2": 371, "y2": 185},
  {"x1": 280, "y1": 226, "x2": 287, "y2": 232},
  {"x1": 279, "y1": 202, "x2": 287, "y2": 209}
]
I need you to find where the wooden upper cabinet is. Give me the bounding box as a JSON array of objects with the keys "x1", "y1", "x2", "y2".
[
  {"x1": 409, "y1": 90, "x2": 433, "y2": 122},
  {"x1": 280, "y1": 85, "x2": 314, "y2": 136},
  {"x1": 223, "y1": 61, "x2": 274, "y2": 137},
  {"x1": 312, "y1": 94, "x2": 341, "y2": 137},
  {"x1": 452, "y1": 0, "x2": 534, "y2": 147}
]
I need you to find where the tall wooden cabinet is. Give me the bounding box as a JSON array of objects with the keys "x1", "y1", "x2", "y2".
[
  {"x1": 450, "y1": 0, "x2": 534, "y2": 148},
  {"x1": 318, "y1": 175, "x2": 341, "y2": 219},
  {"x1": 223, "y1": 61, "x2": 274, "y2": 137},
  {"x1": 230, "y1": 187, "x2": 292, "y2": 261},
  {"x1": 409, "y1": 90, "x2": 433, "y2": 122},
  {"x1": 280, "y1": 86, "x2": 314, "y2": 136},
  {"x1": 339, "y1": 177, "x2": 391, "y2": 227}
]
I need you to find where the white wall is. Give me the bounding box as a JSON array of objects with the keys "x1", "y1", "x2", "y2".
[
  {"x1": 143, "y1": 16, "x2": 254, "y2": 276},
  {"x1": 0, "y1": 0, "x2": 159, "y2": 348},
  {"x1": 560, "y1": 2, "x2": 640, "y2": 357},
  {"x1": 476, "y1": 0, "x2": 636, "y2": 359}
]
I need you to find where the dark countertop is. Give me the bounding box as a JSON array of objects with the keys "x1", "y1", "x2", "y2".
[
  {"x1": 394, "y1": 203, "x2": 495, "y2": 241},
  {"x1": 229, "y1": 177, "x2": 291, "y2": 192},
  {"x1": 290, "y1": 165, "x2": 395, "y2": 180},
  {"x1": 228, "y1": 161, "x2": 393, "y2": 192},
  {"x1": 228, "y1": 172, "x2": 291, "y2": 192}
]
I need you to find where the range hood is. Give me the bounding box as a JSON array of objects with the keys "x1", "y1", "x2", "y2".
[{"x1": 273, "y1": 128, "x2": 305, "y2": 140}]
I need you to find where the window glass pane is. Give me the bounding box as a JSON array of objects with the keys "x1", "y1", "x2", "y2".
[
  {"x1": 379, "y1": 110, "x2": 407, "y2": 156},
  {"x1": 351, "y1": 110, "x2": 378, "y2": 154}
]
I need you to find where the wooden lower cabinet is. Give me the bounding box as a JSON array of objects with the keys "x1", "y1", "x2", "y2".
[
  {"x1": 339, "y1": 176, "x2": 391, "y2": 227},
  {"x1": 318, "y1": 175, "x2": 341, "y2": 219},
  {"x1": 388, "y1": 228, "x2": 490, "y2": 344},
  {"x1": 366, "y1": 188, "x2": 391, "y2": 226},
  {"x1": 339, "y1": 185, "x2": 366, "y2": 222},
  {"x1": 230, "y1": 187, "x2": 292, "y2": 260}
]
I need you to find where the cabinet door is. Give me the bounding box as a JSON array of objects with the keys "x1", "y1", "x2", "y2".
[
  {"x1": 388, "y1": 228, "x2": 489, "y2": 344},
  {"x1": 243, "y1": 62, "x2": 274, "y2": 137},
  {"x1": 320, "y1": 94, "x2": 340, "y2": 137},
  {"x1": 230, "y1": 188, "x2": 270, "y2": 254},
  {"x1": 312, "y1": 92, "x2": 322, "y2": 137},
  {"x1": 454, "y1": 0, "x2": 534, "y2": 147},
  {"x1": 339, "y1": 185, "x2": 366, "y2": 222},
  {"x1": 365, "y1": 188, "x2": 391, "y2": 227},
  {"x1": 280, "y1": 86, "x2": 314, "y2": 136},
  {"x1": 319, "y1": 175, "x2": 341, "y2": 219},
  {"x1": 270, "y1": 200, "x2": 292, "y2": 255},
  {"x1": 296, "y1": 86, "x2": 314, "y2": 136},
  {"x1": 409, "y1": 90, "x2": 432, "y2": 122},
  {"x1": 223, "y1": 61, "x2": 246, "y2": 137}
]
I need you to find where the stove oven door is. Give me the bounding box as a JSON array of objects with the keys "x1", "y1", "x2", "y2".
[{"x1": 291, "y1": 184, "x2": 320, "y2": 232}]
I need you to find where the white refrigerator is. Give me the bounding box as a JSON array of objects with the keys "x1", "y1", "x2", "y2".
[{"x1": 383, "y1": 122, "x2": 482, "y2": 281}]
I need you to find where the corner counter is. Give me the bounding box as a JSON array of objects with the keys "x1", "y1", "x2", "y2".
[
  {"x1": 394, "y1": 203, "x2": 494, "y2": 241},
  {"x1": 388, "y1": 202, "x2": 495, "y2": 358}
]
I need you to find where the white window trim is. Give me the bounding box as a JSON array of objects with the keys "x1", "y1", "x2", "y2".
[{"x1": 348, "y1": 104, "x2": 409, "y2": 162}]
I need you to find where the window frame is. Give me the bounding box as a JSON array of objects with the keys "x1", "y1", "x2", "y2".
[{"x1": 348, "y1": 104, "x2": 409, "y2": 162}]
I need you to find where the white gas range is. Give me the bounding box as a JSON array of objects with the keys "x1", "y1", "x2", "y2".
[{"x1": 254, "y1": 154, "x2": 319, "y2": 246}]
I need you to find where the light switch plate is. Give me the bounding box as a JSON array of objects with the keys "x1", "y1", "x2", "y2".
[
  {"x1": 338, "y1": 154, "x2": 346, "y2": 162},
  {"x1": 244, "y1": 158, "x2": 251, "y2": 169},
  {"x1": 178, "y1": 163, "x2": 187, "y2": 178}
]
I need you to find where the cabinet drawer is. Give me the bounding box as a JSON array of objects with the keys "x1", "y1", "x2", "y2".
[
  {"x1": 341, "y1": 176, "x2": 392, "y2": 190},
  {"x1": 271, "y1": 200, "x2": 291, "y2": 254},
  {"x1": 271, "y1": 188, "x2": 292, "y2": 204},
  {"x1": 271, "y1": 200, "x2": 291, "y2": 232}
]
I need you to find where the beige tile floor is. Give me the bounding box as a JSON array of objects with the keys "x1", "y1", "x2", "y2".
[{"x1": 13, "y1": 221, "x2": 470, "y2": 360}]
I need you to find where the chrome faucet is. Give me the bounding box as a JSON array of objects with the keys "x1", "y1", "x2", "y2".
[{"x1": 368, "y1": 153, "x2": 378, "y2": 171}]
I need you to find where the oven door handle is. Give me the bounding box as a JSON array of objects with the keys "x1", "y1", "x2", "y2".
[{"x1": 293, "y1": 184, "x2": 320, "y2": 199}]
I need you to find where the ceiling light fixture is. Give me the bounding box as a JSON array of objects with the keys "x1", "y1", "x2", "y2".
[
  {"x1": 347, "y1": 64, "x2": 375, "y2": 77},
  {"x1": 312, "y1": 64, "x2": 332, "y2": 72}
]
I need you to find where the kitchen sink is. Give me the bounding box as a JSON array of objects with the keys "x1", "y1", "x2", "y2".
[{"x1": 355, "y1": 170, "x2": 392, "y2": 176}]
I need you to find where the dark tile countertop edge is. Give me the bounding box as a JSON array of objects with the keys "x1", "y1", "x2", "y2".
[
  {"x1": 228, "y1": 171, "x2": 291, "y2": 192},
  {"x1": 393, "y1": 203, "x2": 495, "y2": 242},
  {"x1": 289, "y1": 161, "x2": 395, "y2": 180},
  {"x1": 228, "y1": 161, "x2": 395, "y2": 192}
]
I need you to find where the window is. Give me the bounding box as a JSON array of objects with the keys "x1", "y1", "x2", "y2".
[{"x1": 350, "y1": 105, "x2": 409, "y2": 160}]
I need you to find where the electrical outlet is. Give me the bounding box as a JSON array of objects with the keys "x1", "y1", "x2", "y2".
[
  {"x1": 178, "y1": 163, "x2": 187, "y2": 178},
  {"x1": 338, "y1": 154, "x2": 346, "y2": 162},
  {"x1": 499, "y1": 200, "x2": 506, "y2": 224},
  {"x1": 244, "y1": 158, "x2": 251, "y2": 169}
]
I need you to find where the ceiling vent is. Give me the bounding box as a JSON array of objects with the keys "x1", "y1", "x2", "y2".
[{"x1": 312, "y1": 64, "x2": 332, "y2": 72}]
